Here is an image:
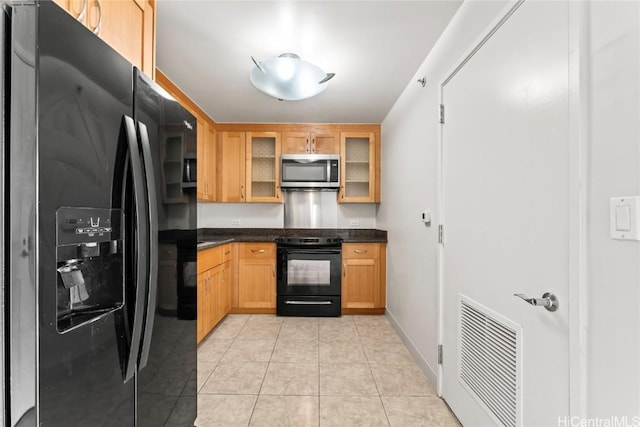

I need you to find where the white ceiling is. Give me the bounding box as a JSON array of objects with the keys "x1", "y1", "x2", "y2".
[{"x1": 156, "y1": 1, "x2": 462, "y2": 124}]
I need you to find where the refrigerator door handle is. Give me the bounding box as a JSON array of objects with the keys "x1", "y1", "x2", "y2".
[
  {"x1": 122, "y1": 115, "x2": 150, "y2": 383},
  {"x1": 136, "y1": 121, "x2": 158, "y2": 370}
]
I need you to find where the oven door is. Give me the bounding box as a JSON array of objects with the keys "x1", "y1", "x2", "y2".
[{"x1": 277, "y1": 246, "x2": 341, "y2": 296}]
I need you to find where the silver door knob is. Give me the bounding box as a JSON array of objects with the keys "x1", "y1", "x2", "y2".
[{"x1": 513, "y1": 292, "x2": 559, "y2": 312}]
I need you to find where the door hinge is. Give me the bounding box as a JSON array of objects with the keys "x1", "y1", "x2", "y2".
[
  {"x1": 439, "y1": 104, "x2": 445, "y2": 124},
  {"x1": 438, "y1": 224, "x2": 444, "y2": 244},
  {"x1": 438, "y1": 344, "x2": 443, "y2": 364}
]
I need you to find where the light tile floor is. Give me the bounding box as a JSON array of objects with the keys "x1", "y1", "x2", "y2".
[{"x1": 196, "y1": 314, "x2": 460, "y2": 427}]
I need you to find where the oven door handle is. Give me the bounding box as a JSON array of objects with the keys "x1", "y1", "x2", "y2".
[
  {"x1": 284, "y1": 300, "x2": 333, "y2": 305},
  {"x1": 283, "y1": 249, "x2": 341, "y2": 256}
]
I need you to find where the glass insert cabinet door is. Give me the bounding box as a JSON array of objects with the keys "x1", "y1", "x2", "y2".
[
  {"x1": 246, "y1": 132, "x2": 282, "y2": 202},
  {"x1": 339, "y1": 132, "x2": 376, "y2": 202}
]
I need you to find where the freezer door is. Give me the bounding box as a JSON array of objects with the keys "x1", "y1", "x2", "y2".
[
  {"x1": 7, "y1": 3, "x2": 38, "y2": 425},
  {"x1": 35, "y1": 2, "x2": 136, "y2": 426},
  {"x1": 0, "y1": 5, "x2": 6, "y2": 427}
]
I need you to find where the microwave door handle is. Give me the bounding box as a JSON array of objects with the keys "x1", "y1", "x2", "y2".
[
  {"x1": 122, "y1": 115, "x2": 149, "y2": 383},
  {"x1": 184, "y1": 159, "x2": 190, "y2": 182},
  {"x1": 327, "y1": 161, "x2": 331, "y2": 183},
  {"x1": 136, "y1": 122, "x2": 158, "y2": 371}
]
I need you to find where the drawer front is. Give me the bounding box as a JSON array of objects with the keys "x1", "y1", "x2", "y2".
[
  {"x1": 342, "y1": 243, "x2": 380, "y2": 260},
  {"x1": 239, "y1": 242, "x2": 276, "y2": 259},
  {"x1": 221, "y1": 243, "x2": 233, "y2": 263},
  {"x1": 198, "y1": 246, "x2": 223, "y2": 273}
]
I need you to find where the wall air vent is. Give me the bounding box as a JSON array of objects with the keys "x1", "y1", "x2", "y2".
[{"x1": 458, "y1": 295, "x2": 522, "y2": 427}]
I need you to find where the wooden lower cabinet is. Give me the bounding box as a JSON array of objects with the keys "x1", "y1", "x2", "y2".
[
  {"x1": 196, "y1": 270, "x2": 209, "y2": 342},
  {"x1": 236, "y1": 243, "x2": 276, "y2": 312},
  {"x1": 197, "y1": 244, "x2": 233, "y2": 343},
  {"x1": 341, "y1": 243, "x2": 386, "y2": 314}
]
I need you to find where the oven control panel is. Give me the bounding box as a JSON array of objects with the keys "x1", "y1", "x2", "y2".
[{"x1": 275, "y1": 237, "x2": 342, "y2": 246}]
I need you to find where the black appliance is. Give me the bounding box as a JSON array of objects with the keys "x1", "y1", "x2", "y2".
[
  {"x1": 276, "y1": 237, "x2": 342, "y2": 317},
  {"x1": 1, "y1": 2, "x2": 197, "y2": 425},
  {"x1": 280, "y1": 154, "x2": 340, "y2": 188}
]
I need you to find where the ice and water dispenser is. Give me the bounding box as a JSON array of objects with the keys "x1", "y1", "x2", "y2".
[{"x1": 56, "y1": 207, "x2": 124, "y2": 332}]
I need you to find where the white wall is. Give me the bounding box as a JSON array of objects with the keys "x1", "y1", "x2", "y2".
[
  {"x1": 586, "y1": 0, "x2": 640, "y2": 418},
  {"x1": 378, "y1": 0, "x2": 509, "y2": 385},
  {"x1": 379, "y1": 0, "x2": 640, "y2": 418},
  {"x1": 198, "y1": 202, "x2": 376, "y2": 229}
]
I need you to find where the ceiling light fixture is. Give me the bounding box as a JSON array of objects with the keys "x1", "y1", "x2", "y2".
[{"x1": 250, "y1": 53, "x2": 335, "y2": 101}]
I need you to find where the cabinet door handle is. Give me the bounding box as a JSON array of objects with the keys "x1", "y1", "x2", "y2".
[
  {"x1": 343, "y1": 264, "x2": 346, "y2": 277},
  {"x1": 276, "y1": 186, "x2": 280, "y2": 199},
  {"x1": 90, "y1": 0, "x2": 102, "y2": 35},
  {"x1": 75, "y1": 0, "x2": 88, "y2": 24},
  {"x1": 306, "y1": 138, "x2": 310, "y2": 152},
  {"x1": 312, "y1": 138, "x2": 316, "y2": 152},
  {"x1": 353, "y1": 249, "x2": 367, "y2": 254},
  {"x1": 341, "y1": 186, "x2": 345, "y2": 199},
  {"x1": 251, "y1": 249, "x2": 265, "y2": 254},
  {"x1": 241, "y1": 185, "x2": 245, "y2": 199},
  {"x1": 272, "y1": 265, "x2": 275, "y2": 277}
]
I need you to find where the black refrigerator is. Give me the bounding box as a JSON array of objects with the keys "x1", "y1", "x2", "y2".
[{"x1": 1, "y1": 1, "x2": 197, "y2": 425}]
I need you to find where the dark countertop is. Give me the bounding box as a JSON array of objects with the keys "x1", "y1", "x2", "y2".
[{"x1": 197, "y1": 228, "x2": 387, "y2": 250}]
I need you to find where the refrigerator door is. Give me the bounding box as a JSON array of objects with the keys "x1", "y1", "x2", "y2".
[
  {"x1": 0, "y1": 5, "x2": 6, "y2": 427},
  {"x1": 30, "y1": 2, "x2": 136, "y2": 425},
  {"x1": 7, "y1": 3, "x2": 39, "y2": 425},
  {"x1": 133, "y1": 69, "x2": 197, "y2": 426}
]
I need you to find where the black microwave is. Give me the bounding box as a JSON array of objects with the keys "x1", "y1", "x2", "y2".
[{"x1": 281, "y1": 154, "x2": 340, "y2": 188}]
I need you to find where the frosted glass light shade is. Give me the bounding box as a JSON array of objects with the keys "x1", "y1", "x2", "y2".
[{"x1": 250, "y1": 53, "x2": 333, "y2": 101}]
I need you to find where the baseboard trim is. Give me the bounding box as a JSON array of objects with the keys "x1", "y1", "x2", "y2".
[{"x1": 386, "y1": 309, "x2": 438, "y2": 389}]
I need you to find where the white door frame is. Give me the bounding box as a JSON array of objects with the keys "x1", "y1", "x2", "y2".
[{"x1": 435, "y1": 0, "x2": 589, "y2": 418}]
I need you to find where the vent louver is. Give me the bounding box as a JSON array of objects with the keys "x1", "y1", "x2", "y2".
[{"x1": 459, "y1": 296, "x2": 521, "y2": 427}]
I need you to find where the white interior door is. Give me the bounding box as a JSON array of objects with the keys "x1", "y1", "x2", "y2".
[{"x1": 439, "y1": 1, "x2": 571, "y2": 425}]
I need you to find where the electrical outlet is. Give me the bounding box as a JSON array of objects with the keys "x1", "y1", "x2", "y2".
[
  {"x1": 231, "y1": 219, "x2": 241, "y2": 225},
  {"x1": 350, "y1": 219, "x2": 360, "y2": 226}
]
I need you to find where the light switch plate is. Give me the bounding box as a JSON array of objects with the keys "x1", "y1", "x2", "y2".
[{"x1": 610, "y1": 196, "x2": 640, "y2": 240}]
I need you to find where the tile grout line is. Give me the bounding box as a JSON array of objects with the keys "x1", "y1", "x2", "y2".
[
  {"x1": 357, "y1": 318, "x2": 393, "y2": 427},
  {"x1": 247, "y1": 314, "x2": 283, "y2": 426}
]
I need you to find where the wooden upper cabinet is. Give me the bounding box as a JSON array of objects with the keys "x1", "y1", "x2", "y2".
[
  {"x1": 218, "y1": 132, "x2": 246, "y2": 202},
  {"x1": 282, "y1": 131, "x2": 338, "y2": 154},
  {"x1": 312, "y1": 133, "x2": 340, "y2": 154},
  {"x1": 339, "y1": 132, "x2": 378, "y2": 203},
  {"x1": 246, "y1": 132, "x2": 282, "y2": 203},
  {"x1": 53, "y1": 0, "x2": 156, "y2": 78},
  {"x1": 197, "y1": 120, "x2": 216, "y2": 201}
]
